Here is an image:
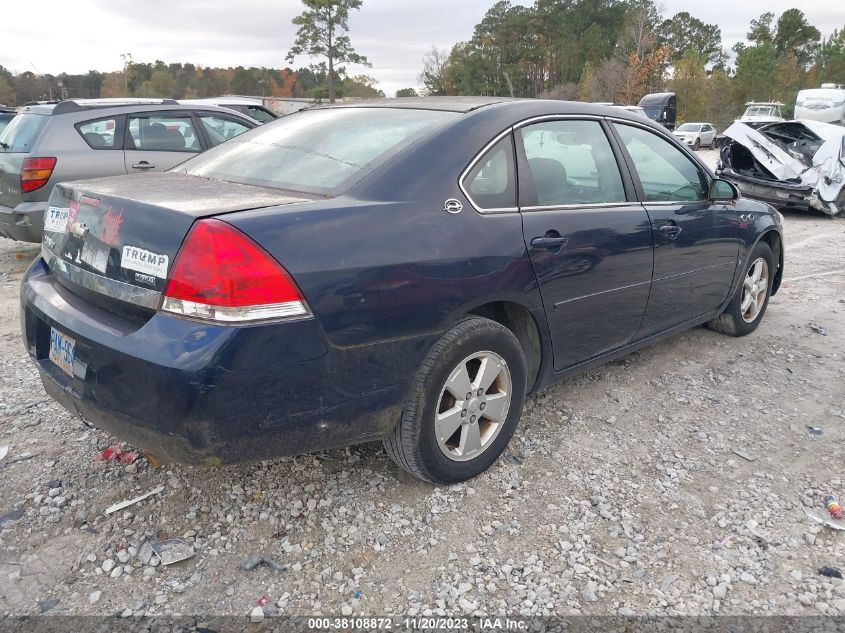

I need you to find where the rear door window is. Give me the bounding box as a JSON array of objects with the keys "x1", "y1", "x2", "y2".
[
  {"x1": 614, "y1": 123, "x2": 708, "y2": 202},
  {"x1": 127, "y1": 113, "x2": 200, "y2": 152},
  {"x1": 77, "y1": 116, "x2": 123, "y2": 149},
  {"x1": 520, "y1": 119, "x2": 626, "y2": 206},
  {"x1": 463, "y1": 135, "x2": 516, "y2": 210},
  {"x1": 244, "y1": 105, "x2": 276, "y2": 123},
  {"x1": 0, "y1": 114, "x2": 47, "y2": 153},
  {"x1": 198, "y1": 115, "x2": 252, "y2": 146}
]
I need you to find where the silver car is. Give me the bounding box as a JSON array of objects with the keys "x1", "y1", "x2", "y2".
[
  {"x1": 0, "y1": 99, "x2": 257, "y2": 242},
  {"x1": 673, "y1": 122, "x2": 717, "y2": 150}
]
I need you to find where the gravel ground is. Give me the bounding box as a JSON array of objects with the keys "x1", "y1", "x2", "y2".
[{"x1": 1, "y1": 157, "x2": 844, "y2": 620}]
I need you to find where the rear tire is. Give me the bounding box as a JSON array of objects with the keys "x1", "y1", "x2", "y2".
[
  {"x1": 384, "y1": 317, "x2": 527, "y2": 484},
  {"x1": 707, "y1": 241, "x2": 774, "y2": 337}
]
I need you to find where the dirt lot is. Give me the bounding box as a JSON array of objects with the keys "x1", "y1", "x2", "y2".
[{"x1": 1, "y1": 158, "x2": 844, "y2": 621}]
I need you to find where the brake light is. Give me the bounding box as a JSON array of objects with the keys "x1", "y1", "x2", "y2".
[
  {"x1": 21, "y1": 157, "x2": 57, "y2": 193},
  {"x1": 161, "y1": 219, "x2": 309, "y2": 323}
]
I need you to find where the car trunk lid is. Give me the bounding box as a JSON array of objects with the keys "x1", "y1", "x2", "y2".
[{"x1": 43, "y1": 172, "x2": 313, "y2": 317}]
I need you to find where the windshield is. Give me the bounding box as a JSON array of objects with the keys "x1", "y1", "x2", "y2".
[
  {"x1": 676, "y1": 124, "x2": 701, "y2": 132},
  {"x1": 0, "y1": 113, "x2": 47, "y2": 152},
  {"x1": 642, "y1": 107, "x2": 661, "y2": 121},
  {"x1": 744, "y1": 106, "x2": 778, "y2": 118},
  {"x1": 0, "y1": 114, "x2": 14, "y2": 136},
  {"x1": 180, "y1": 107, "x2": 459, "y2": 195}
]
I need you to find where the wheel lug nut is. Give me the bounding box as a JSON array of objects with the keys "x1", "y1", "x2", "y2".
[
  {"x1": 466, "y1": 392, "x2": 472, "y2": 400},
  {"x1": 477, "y1": 389, "x2": 484, "y2": 396},
  {"x1": 480, "y1": 402, "x2": 486, "y2": 410},
  {"x1": 461, "y1": 410, "x2": 467, "y2": 418},
  {"x1": 470, "y1": 415, "x2": 476, "y2": 423}
]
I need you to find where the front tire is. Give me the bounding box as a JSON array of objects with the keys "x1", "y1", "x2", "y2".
[
  {"x1": 384, "y1": 317, "x2": 527, "y2": 484},
  {"x1": 693, "y1": 138, "x2": 701, "y2": 151},
  {"x1": 707, "y1": 241, "x2": 774, "y2": 337}
]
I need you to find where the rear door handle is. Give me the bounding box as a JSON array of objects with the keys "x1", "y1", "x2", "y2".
[
  {"x1": 658, "y1": 224, "x2": 682, "y2": 239},
  {"x1": 531, "y1": 234, "x2": 569, "y2": 250},
  {"x1": 131, "y1": 162, "x2": 155, "y2": 170}
]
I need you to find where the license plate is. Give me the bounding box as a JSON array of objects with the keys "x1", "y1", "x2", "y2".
[{"x1": 49, "y1": 327, "x2": 76, "y2": 377}]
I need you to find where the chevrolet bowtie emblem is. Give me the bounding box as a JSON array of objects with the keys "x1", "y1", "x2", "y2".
[{"x1": 69, "y1": 221, "x2": 89, "y2": 239}]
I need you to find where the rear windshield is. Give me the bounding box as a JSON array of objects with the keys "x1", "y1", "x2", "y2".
[
  {"x1": 0, "y1": 113, "x2": 47, "y2": 153},
  {"x1": 178, "y1": 107, "x2": 459, "y2": 195}
]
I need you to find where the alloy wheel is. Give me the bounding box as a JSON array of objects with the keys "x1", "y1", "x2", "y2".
[
  {"x1": 435, "y1": 351, "x2": 512, "y2": 462},
  {"x1": 741, "y1": 257, "x2": 769, "y2": 323}
]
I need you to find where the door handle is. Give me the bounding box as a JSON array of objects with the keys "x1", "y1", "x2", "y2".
[
  {"x1": 131, "y1": 162, "x2": 155, "y2": 170},
  {"x1": 658, "y1": 224, "x2": 682, "y2": 239},
  {"x1": 531, "y1": 233, "x2": 568, "y2": 250}
]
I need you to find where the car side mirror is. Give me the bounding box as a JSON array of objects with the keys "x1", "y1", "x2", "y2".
[{"x1": 709, "y1": 178, "x2": 738, "y2": 201}]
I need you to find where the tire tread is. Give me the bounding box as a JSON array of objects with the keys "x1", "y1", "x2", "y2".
[{"x1": 384, "y1": 317, "x2": 521, "y2": 483}]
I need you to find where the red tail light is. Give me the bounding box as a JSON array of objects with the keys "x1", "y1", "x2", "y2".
[
  {"x1": 162, "y1": 219, "x2": 309, "y2": 323},
  {"x1": 21, "y1": 157, "x2": 57, "y2": 193}
]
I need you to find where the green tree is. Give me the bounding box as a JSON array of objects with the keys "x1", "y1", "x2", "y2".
[
  {"x1": 658, "y1": 12, "x2": 722, "y2": 64},
  {"x1": 395, "y1": 88, "x2": 418, "y2": 98},
  {"x1": 420, "y1": 47, "x2": 449, "y2": 95},
  {"x1": 0, "y1": 75, "x2": 15, "y2": 105},
  {"x1": 136, "y1": 69, "x2": 177, "y2": 98},
  {"x1": 747, "y1": 12, "x2": 775, "y2": 46},
  {"x1": 286, "y1": 0, "x2": 370, "y2": 103},
  {"x1": 733, "y1": 42, "x2": 778, "y2": 104},
  {"x1": 817, "y1": 27, "x2": 845, "y2": 83},
  {"x1": 774, "y1": 9, "x2": 821, "y2": 69}
]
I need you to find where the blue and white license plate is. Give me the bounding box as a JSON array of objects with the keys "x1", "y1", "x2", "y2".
[{"x1": 49, "y1": 327, "x2": 75, "y2": 377}]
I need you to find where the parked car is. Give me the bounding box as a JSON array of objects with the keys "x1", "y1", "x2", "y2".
[
  {"x1": 21, "y1": 98, "x2": 784, "y2": 484},
  {"x1": 0, "y1": 99, "x2": 257, "y2": 242},
  {"x1": 673, "y1": 122, "x2": 717, "y2": 150},
  {"x1": 178, "y1": 97, "x2": 278, "y2": 123},
  {"x1": 718, "y1": 119, "x2": 845, "y2": 216},
  {"x1": 0, "y1": 106, "x2": 16, "y2": 136}
]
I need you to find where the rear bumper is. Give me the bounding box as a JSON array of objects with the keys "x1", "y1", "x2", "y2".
[
  {"x1": 0, "y1": 201, "x2": 47, "y2": 243},
  {"x1": 21, "y1": 258, "x2": 412, "y2": 465}
]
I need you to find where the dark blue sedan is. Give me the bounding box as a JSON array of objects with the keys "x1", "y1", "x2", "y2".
[{"x1": 21, "y1": 98, "x2": 784, "y2": 483}]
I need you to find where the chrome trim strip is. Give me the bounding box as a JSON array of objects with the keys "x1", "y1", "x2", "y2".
[
  {"x1": 521, "y1": 202, "x2": 635, "y2": 212},
  {"x1": 513, "y1": 114, "x2": 604, "y2": 129},
  {"x1": 553, "y1": 279, "x2": 651, "y2": 308},
  {"x1": 458, "y1": 127, "x2": 519, "y2": 215},
  {"x1": 42, "y1": 245, "x2": 162, "y2": 310}
]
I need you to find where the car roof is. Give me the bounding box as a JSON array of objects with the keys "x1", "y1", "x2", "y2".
[
  {"x1": 313, "y1": 97, "x2": 657, "y2": 125},
  {"x1": 15, "y1": 100, "x2": 255, "y2": 120},
  {"x1": 181, "y1": 96, "x2": 264, "y2": 106}
]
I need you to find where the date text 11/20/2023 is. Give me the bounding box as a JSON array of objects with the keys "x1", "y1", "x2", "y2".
[{"x1": 306, "y1": 617, "x2": 527, "y2": 630}]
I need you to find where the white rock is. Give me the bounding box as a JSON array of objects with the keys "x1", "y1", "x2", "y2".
[
  {"x1": 89, "y1": 591, "x2": 102, "y2": 604},
  {"x1": 341, "y1": 605, "x2": 353, "y2": 616},
  {"x1": 101, "y1": 560, "x2": 115, "y2": 573},
  {"x1": 250, "y1": 606, "x2": 264, "y2": 623}
]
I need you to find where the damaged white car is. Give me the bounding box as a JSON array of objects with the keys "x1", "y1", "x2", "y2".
[{"x1": 717, "y1": 120, "x2": 845, "y2": 216}]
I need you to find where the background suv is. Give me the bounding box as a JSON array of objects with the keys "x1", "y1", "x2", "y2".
[
  {"x1": 673, "y1": 122, "x2": 717, "y2": 150},
  {"x1": 0, "y1": 99, "x2": 257, "y2": 242}
]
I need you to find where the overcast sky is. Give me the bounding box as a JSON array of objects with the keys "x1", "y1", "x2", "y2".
[{"x1": 2, "y1": 1, "x2": 844, "y2": 97}]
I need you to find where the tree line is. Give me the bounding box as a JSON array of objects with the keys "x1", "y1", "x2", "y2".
[
  {"x1": 419, "y1": 1, "x2": 845, "y2": 129},
  {"x1": 0, "y1": 61, "x2": 383, "y2": 108}
]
